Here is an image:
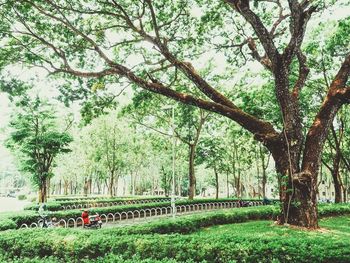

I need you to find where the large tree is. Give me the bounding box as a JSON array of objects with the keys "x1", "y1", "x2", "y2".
[{"x1": 1, "y1": 0, "x2": 349, "y2": 228}]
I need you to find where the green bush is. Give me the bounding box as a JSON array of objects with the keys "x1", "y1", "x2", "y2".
[
  {"x1": 24, "y1": 202, "x2": 62, "y2": 211},
  {"x1": 0, "y1": 254, "x2": 184, "y2": 263},
  {"x1": 0, "y1": 218, "x2": 17, "y2": 231},
  {"x1": 17, "y1": 195, "x2": 27, "y2": 201}
]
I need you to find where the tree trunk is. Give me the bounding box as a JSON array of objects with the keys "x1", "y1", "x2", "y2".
[
  {"x1": 322, "y1": 150, "x2": 342, "y2": 203},
  {"x1": 262, "y1": 169, "x2": 267, "y2": 198},
  {"x1": 289, "y1": 178, "x2": 318, "y2": 228},
  {"x1": 131, "y1": 172, "x2": 135, "y2": 196},
  {"x1": 178, "y1": 174, "x2": 182, "y2": 196},
  {"x1": 277, "y1": 171, "x2": 318, "y2": 228},
  {"x1": 273, "y1": 147, "x2": 318, "y2": 229},
  {"x1": 88, "y1": 178, "x2": 92, "y2": 195},
  {"x1": 70, "y1": 181, "x2": 73, "y2": 195},
  {"x1": 259, "y1": 145, "x2": 269, "y2": 198},
  {"x1": 343, "y1": 179, "x2": 347, "y2": 203},
  {"x1": 233, "y1": 139, "x2": 242, "y2": 198},
  {"x1": 96, "y1": 179, "x2": 101, "y2": 195},
  {"x1": 63, "y1": 180, "x2": 68, "y2": 195},
  {"x1": 255, "y1": 147, "x2": 261, "y2": 197},
  {"x1": 214, "y1": 166, "x2": 219, "y2": 199},
  {"x1": 332, "y1": 165, "x2": 342, "y2": 203},
  {"x1": 188, "y1": 144, "x2": 196, "y2": 200},
  {"x1": 59, "y1": 180, "x2": 62, "y2": 195},
  {"x1": 109, "y1": 170, "x2": 115, "y2": 197},
  {"x1": 114, "y1": 175, "x2": 119, "y2": 196},
  {"x1": 123, "y1": 178, "x2": 127, "y2": 196},
  {"x1": 83, "y1": 178, "x2": 88, "y2": 197},
  {"x1": 39, "y1": 178, "x2": 47, "y2": 203},
  {"x1": 226, "y1": 171, "x2": 229, "y2": 198},
  {"x1": 47, "y1": 178, "x2": 50, "y2": 199}
]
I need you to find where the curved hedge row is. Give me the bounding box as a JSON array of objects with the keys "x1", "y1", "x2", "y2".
[
  {"x1": 52, "y1": 196, "x2": 136, "y2": 202},
  {"x1": 0, "y1": 205, "x2": 349, "y2": 263},
  {"x1": 24, "y1": 197, "x2": 172, "y2": 211},
  {"x1": 1, "y1": 198, "x2": 264, "y2": 230}
]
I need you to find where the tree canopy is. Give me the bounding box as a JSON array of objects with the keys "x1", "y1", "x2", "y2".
[{"x1": 0, "y1": 0, "x2": 349, "y2": 227}]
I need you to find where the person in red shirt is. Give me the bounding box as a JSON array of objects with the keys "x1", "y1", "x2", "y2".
[{"x1": 82, "y1": 209, "x2": 90, "y2": 226}]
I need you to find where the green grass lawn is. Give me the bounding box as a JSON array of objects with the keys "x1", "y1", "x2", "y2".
[{"x1": 198, "y1": 215, "x2": 350, "y2": 238}]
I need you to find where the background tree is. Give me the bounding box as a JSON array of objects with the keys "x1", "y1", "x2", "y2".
[
  {"x1": 6, "y1": 96, "x2": 72, "y2": 202},
  {"x1": 124, "y1": 92, "x2": 209, "y2": 199}
]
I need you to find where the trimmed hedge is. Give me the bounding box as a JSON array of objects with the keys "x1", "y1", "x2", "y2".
[
  {"x1": 0, "y1": 218, "x2": 17, "y2": 231},
  {"x1": 24, "y1": 202, "x2": 62, "y2": 212},
  {"x1": 1, "y1": 198, "x2": 262, "y2": 229},
  {"x1": 0, "y1": 205, "x2": 349, "y2": 262},
  {"x1": 25, "y1": 197, "x2": 269, "y2": 211},
  {"x1": 24, "y1": 197, "x2": 172, "y2": 211},
  {"x1": 52, "y1": 196, "x2": 135, "y2": 202},
  {"x1": 0, "y1": 255, "x2": 181, "y2": 263},
  {"x1": 17, "y1": 195, "x2": 27, "y2": 200}
]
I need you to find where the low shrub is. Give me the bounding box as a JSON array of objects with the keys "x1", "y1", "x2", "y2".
[
  {"x1": 24, "y1": 202, "x2": 62, "y2": 212},
  {"x1": 17, "y1": 195, "x2": 27, "y2": 201},
  {"x1": 0, "y1": 218, "x2": 17, "y2": 231}
]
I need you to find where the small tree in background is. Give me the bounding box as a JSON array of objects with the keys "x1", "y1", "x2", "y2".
[{"x1": 6, "y1": 96, "x2": 72, "y2": 203}]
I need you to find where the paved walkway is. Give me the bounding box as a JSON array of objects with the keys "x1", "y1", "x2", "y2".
[
  {"x1": 92, "y1": 208, "x2": 231, "y2": 229},
  {"x1": 0, "y1": 197, "x2": 30, "y2": 212}
]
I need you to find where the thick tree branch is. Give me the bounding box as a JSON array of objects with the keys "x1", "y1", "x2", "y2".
[
  {"x1": 292, "y1": 50, "x2": 310, "y2": 97},
  {"x1": 247, "y1": 37, "x2": 273, "y2": 71},
  {"x1": 283, "y1": 1, "x2": 317, "y2": 65},
  {"x1": 321, "y1": 159, "x2": 333, "y2": 173},
  {"x1": 302, "y1": 54, "x2": 350, "y2": 173},
  {"x1": 226, "y1": 0, "x2": 280, "y2": 68},
  {"x1": 6, "y1": 0, "x2": 281, "y2": 148}
]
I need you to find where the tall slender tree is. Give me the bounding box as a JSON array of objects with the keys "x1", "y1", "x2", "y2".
[{"x1": 6, "y1": 96, "x2": 72, "y2": 202}]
